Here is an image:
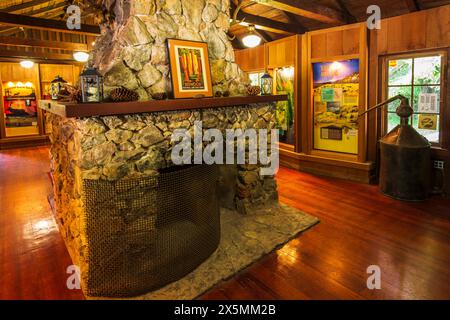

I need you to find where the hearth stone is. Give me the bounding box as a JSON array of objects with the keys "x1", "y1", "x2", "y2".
[{"x1": 47, "y1": 103, "x2": 278, "y2": 296}]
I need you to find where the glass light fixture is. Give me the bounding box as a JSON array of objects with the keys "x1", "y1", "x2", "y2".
[
  {"x1": 242, "y1": 25, "x2": 261, "y2": 48},
  {"x1": 73, "y1": 51, "x2": 89, "y2": 62},
  {"x1": 20, "y1": 60, "x2": 34, "y2": 69}
]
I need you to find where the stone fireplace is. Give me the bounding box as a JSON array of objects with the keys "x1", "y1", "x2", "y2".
[
  {"x1": 43, "y1": 0, "x2": 282, "y2": 297},
  {"x1": 91, "y1": 0, "x2": 248, "y2": 99}
]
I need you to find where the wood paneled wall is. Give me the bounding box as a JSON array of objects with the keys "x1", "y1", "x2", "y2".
[
  {"x1": 310, "y1": 26, "x2": 360, "y2": 59},
  {"x1": 375, "y1": 5, "x2": 450, "y2": 55},
  {"x1": 368, "y1": 5, "x2": 450, "y2": 196},
  {"x1": 266, "y1": 35, "x2": 297, "y2": 68},
  {"x1": 234, "y1": 45, "x2": 266, "y2": 72}
]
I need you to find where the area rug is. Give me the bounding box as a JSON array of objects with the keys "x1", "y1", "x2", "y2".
[{"x1": 91, "y1": 203, "x2": 319, "y2": 300}]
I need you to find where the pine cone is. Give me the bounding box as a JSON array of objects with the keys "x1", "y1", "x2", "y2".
[
  {"x1": 110, "y1": 87, "x2": 139, "y2": 102},
  {"x1": 151, "y1": 92, "x2": 167, "y2": 100},
  {"x1": 57, "y1": 84, "x2": 81, "y2": 103},
  {"x1": 247, "y1": 85, "x2": 261, "y2": 96}
]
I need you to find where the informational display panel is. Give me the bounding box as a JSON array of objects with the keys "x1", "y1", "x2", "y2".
[
  {"x1": 275, "y1": 66, "x2": 295, "y2": 145},
  {"x1": 312, "y1": 59, "x2": 359, "y2": 154}
]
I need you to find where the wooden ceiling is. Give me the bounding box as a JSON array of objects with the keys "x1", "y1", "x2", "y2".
[
  {"x1": 0, "y1": 0, "x2": 449, "y2": 56},
  {"x1": 230, "y1": 0, "x2": 450, "y2": 48}
]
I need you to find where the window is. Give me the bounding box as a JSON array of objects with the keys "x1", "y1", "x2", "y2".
[
  {"x1": 386, "y1": 54, "x2": 443, "y2": 144},
  {"x1": 248, "y1": 72, "x2": 264, "y2": 87}
]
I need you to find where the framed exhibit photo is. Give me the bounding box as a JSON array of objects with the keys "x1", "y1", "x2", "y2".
[{"x1": 167, "y1": 39, "x2": 213, "y2": 99}]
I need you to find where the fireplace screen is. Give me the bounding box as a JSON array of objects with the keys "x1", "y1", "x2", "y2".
[{"x1": 82, "y1": 164, "x2": 220, "y2": 297}]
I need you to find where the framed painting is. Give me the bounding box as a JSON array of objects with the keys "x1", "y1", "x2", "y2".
[{"x1": 167, "y1": 39, "x2": 213, "y2": 99}]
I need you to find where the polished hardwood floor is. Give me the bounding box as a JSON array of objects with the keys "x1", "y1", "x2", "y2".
[{"x1": 1, "y1": 146, "x2": 450, "y2": 300}]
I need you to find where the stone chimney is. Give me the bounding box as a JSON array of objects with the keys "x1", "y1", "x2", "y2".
[{"x1": 90, "y1": 0, "x2": 249, "y2": 100}]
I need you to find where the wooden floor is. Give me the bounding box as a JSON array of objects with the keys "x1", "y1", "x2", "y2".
[{"x1": 1, "y1": 146, "x2": 450, "y2": 300}]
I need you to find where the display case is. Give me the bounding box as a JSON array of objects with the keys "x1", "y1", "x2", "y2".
[
  {"x1": 0, "y1": 62, "x2": 81, "y2": 148},
  {"x1": 0, "y1": 62, "x2": 46, "y2": 147},
  {"x1": 2, "y1": 80, "x2": 39, "y2": 137}
]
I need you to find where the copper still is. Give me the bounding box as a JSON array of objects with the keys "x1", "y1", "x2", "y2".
[{"x1": 360, "y1": 95, "x2": 431, "y2": 201}]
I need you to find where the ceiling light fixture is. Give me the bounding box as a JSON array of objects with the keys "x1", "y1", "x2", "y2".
[
  {"x1": 73, "y1": 51, "x2": 89, "y2": 62},
  {"x1": 20, "y1": 60, "x2": 34, "y2": 69},
  {"x1": 242, "y1": 25, "x2": 261, "y2": 48}
]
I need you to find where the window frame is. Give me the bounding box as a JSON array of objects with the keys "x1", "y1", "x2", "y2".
[{"x1": 383, "y1": 50, "x2": 448, "y2": 147}]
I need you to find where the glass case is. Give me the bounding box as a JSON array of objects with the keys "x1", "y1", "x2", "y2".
[{"x1": 2, "y1": 81, "x2": 39, "y2": 137}]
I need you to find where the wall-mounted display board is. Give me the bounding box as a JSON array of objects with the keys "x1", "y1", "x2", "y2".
[
  {"x1": 275, "y1": 66, "x2": 295, "y2": 145},
  {"x1": 312, "y1": 59, "x2": 359, "y2": 154},
  {"x1": 266, "y1": 35, "x2": 300, "y2": 148},
  {"x1": 305, "y1": 23, "x2": 368, "y2": 167}
]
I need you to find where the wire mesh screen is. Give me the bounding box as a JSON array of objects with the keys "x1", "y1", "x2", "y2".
[{"x1": 82, "y1": 164, "x2": 220, "y2": 297}]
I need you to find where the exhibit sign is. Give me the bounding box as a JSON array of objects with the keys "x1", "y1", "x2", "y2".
[{"x1": 312, "y1": 59, "x2": 360, "y2": 154}]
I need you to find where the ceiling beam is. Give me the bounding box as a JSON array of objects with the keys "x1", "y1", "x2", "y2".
[
  {"x1": 334, "y1": 0, "x2": 357, "y2": 23},
  {"x1": 253, "y1": 0, "x2": 349, "y2": 24},
  {"x1": 255, "y1": 29, "x2": 271, "y2": 42},
  {"x1": 0, "y1": 2, "x2": 67, "y2": 35},
  {"x1": 0, "y1": 36, "x2": 88, "y2": 51},
  {"x1": 0, "y1": 12, "x2": 101, "y2": 36},
  {"x1": 0, "y1": 0, "x2": 54, "y2": 13},
  {"x1": 0, "y1": 48, "x2": 74, "y2": 61},
  {"x1": 283, "y1": 11, "x2": 308, "y2": 33},
  {"x1": 404, "y1": 0, "x2": 421, "y2": 12},
  {"x1": 230, "y1": 2, "x2": 304, "y2": 34}
]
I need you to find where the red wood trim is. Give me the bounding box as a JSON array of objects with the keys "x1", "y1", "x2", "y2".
[{"x1": 39, "y1": 95, "x2": 288, "y2": 118}]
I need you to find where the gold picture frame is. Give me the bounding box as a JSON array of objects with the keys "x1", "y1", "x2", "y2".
[{"x1": 167, "y1": 39, "x2": 213, "y2": 99}]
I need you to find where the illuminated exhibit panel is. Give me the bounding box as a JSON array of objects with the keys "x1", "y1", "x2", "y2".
[
  {"x1": 2, "y1": 81, "x2": 39, "y2": 137},
  {"x1": 312, "y1": 59, "x2": 359, "y2": 155},
  {"x1": 275, "y1": 66, "x2": 295, "y2": 145}
]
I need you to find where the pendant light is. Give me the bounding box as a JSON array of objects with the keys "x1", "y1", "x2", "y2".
[{"x1": 242, "y1": 25, "x2": 262, "y2": 48}]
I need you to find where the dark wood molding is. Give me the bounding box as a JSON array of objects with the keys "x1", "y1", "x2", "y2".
[
  {"x1": 0, "y1": 36, "x2": 88, "y2": 51},
  {"x1": 0, "y1": 12, "x2": 101, "y2": 36},
  {"x1": 0, "y1": 3, "x2": 67, "y2": 35},
  {"x1": 334, "y1": 0, "x2": 357, "y2": 23},
  {"x1": 0, "y1": 48, "x2": 74, "y2": 61},
  {"x1": 283, "y1": 11, "x2": 308, "y2": 33},
  {"x1": 0, "y1": 0, "x2": 54, "y2": 13},
  {"x1": 255, "y1": 29, "x2": 272, "y2": 42},
  {"x1": 404, "y1": 0, "x2": 421, "y2": 12},
  {"x1": 39, "y1": 95, "x2": 288, "y2": 118},
  {"x1": 254, "y1": 0, "x2": 348, "y2": 24},
  {"x1": 231, "y1": 2, "x2": 303, "y2": 34}
]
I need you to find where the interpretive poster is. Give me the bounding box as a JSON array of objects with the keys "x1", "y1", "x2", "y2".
[
  {"x1": 312, "y1": 59, "x2": 360, "y2": 154},
  {"x1": 275, "y1": 67, "x2": 295, "y2": 145},
  {"x1": 418, "y1": 93, "x2": 438, "y2": 113},
  {"x1": 418, "y1": 114, "x2": 438, "y2": 130}
]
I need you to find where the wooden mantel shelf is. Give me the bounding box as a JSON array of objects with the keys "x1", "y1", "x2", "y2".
[{"x1": 39, "y1": 95, "x2": 287, "y2": 118}]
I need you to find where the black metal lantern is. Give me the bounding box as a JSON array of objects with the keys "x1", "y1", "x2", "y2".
[
  {"x1": 80, "y1": 66, "x2": 103, "y2": 103},
  {"x1": 260, "y1": 71, "x2": 273, "y2": 95},
  {"x1": 50, "y1": 75, "x2": 67, "y2": 100}
]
